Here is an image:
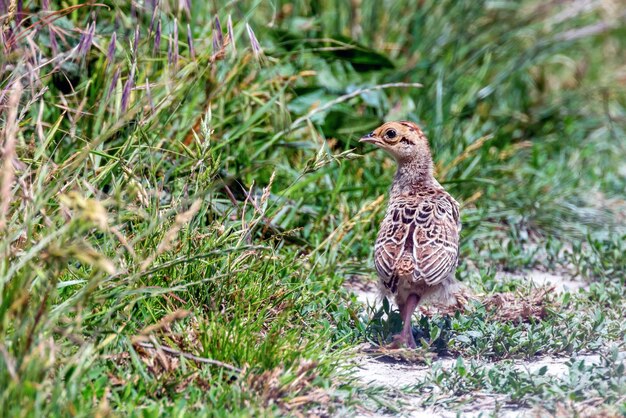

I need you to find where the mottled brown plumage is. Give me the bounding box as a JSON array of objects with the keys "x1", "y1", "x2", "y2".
[{"x1": 360, "y1": 121, "x2": 464, "y2": 348}]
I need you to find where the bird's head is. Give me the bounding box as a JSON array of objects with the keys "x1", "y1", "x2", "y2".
[{"x1": 359, "y1": 121, "x2": 429, "y2": 162}]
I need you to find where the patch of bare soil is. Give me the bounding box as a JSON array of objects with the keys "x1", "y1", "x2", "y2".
[
  {"x1": 352, "y1": 346, "x2": 451, "y2": 388},
  {"x1": 351, "y1": 349, "x2": 511, "y2": 417},
  {"x1": 495, "y1": 270, "x2": 588, "y2": 294},
  {"x1": 345, "y1": 275, "x2": 381, "y2": 306}
]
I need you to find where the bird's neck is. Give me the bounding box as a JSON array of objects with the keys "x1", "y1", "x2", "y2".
[{"x1": 391, "y1": 155, "x2": 435, "y2": 196}]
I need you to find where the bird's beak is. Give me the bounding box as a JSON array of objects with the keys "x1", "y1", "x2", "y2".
[{"x1": 359, "y1": 132, "x2": 379, "y2": 144}]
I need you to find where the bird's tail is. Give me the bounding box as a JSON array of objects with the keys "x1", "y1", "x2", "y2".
[{"x1": 421, "y1": 275, "x2": 469, "y2": 308}]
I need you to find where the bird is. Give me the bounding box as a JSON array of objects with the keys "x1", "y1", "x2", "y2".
[{"x1": 360, "y1": 121, "x2": 464, "y2": 349}]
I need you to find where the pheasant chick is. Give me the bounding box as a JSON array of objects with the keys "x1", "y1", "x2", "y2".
[{"x1": 360, "y1": 121, "x2": 464, "y2": 348}]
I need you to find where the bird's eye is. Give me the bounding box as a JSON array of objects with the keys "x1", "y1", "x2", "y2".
[{"x1": 385, "y1": 129, "x2": 397, "y2": 140}]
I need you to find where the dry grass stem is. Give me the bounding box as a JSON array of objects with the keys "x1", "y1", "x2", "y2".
[
  {"x1": 0, "y1": 80, "x2": 22, "y2": 231},
  {"x1": 133, "y1": 341, "x2": 241, "y2": 373}
]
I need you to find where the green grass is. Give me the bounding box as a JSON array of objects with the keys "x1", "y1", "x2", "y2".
[{"x1": 1, "y1": 0, "x2": 625, "y2": 416}]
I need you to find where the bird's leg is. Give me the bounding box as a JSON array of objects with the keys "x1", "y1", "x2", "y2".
[
  {"x1": 391, "y1": 294, "x2": 419, "y2": 349},
  {"x1": 398, "y1": 302, "x2": 406, "y2": 319}
]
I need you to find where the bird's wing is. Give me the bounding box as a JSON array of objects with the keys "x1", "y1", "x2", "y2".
[
  {"x1": 374, "y1": 191, "x2": 461, "y2": 290},
  {"x1": 374, "y1": 212, "x2": 408, "y2": 289},
  {"x1": 373, "y1": 204, "x2": 414, "y2": 292},
  {"x1": 411, "y1": 192, "x2": 460, "y2": 286}
]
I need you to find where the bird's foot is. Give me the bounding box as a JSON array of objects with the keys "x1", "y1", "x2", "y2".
[{"x1": 389, "y1": 332, "x2": 417, "y2": 349}]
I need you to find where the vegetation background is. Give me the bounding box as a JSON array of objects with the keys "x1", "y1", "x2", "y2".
[{"x1": 0, "y1": 0, "x2": 624, "y2": 416}]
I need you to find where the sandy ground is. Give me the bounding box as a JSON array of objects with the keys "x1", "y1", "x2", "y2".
[
  {"x1": 495, "y1": 270, "x2": 587, "y2": 294},
  {"x1": 350, "y1": 351, "x2": 612, "y2": 417},
  {"x1": 345, "y1": 269, "x2": 605, "y2": 417}
]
